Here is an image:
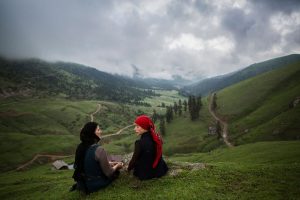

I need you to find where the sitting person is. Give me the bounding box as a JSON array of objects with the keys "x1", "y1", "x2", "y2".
[
  {"x1": 72, "y1": 122, "x2": 123, "y2": 194},
  {"x1": 128, "y1": 115, "x2": 168, "y2": 180}
]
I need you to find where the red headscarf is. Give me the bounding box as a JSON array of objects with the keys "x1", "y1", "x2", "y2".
[{"x1": 135, "y1": 115, "x2": 162, "y2": 168}]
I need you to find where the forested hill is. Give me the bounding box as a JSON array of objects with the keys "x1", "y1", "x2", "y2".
[
  {"x1": 0, "y1": 57, "x2": 154, "y2": 103},
  {"x1": 181, "y1": 54, "x2": 300, "y2": 96}
]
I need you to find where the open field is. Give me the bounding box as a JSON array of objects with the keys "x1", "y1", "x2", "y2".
[{"x1": 0, "y1": 141, "x2": 299, "y2": 199}]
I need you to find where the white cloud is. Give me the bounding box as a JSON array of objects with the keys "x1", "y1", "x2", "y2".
[
  {"x1": 165, "y1": 33, "x2": 205, "y2": 51},
  {"x1": 270, "y1": 12, "x2": 300, "y2": 35}
]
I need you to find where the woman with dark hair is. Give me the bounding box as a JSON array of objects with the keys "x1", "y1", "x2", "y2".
[
  {"x1": 72, "y1": 122, "x2": 123, "y2": 194},
  {"x1": 128, "y1": 115, "x2": 168, "y2": 180}
]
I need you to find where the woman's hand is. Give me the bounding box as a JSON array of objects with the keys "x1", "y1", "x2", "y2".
[
  {"x1": 109, "y1": 161, "x2": 118, "y2": 167},
  {"x1": 112, "y1": 162, "x2": 124, "y2": 171}
]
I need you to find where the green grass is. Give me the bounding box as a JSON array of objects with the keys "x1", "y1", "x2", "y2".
[
  {"x1": 162, "y1": 98, "x2": 222, "y2": 155},
  {"x1": 1, "y1": 141, "x2": 299, "y2": 199},
  {"x1": 0, "y1": 132, "x2": 78, "y2": 171},
  {"x1": 215, "y1": 62, "x2": 300, "y2": 145},
  {"x1": 1, "y1": 80, "x2": 300, "y2": 199},
  {"x1": 170, "y1": 141, "x2": 300, "y2": 165},
  {"x1": 217, "y1": 62, "x2": 300, "y2": 120},
  {"x1": 0, "y1": 98, "x2": 140, "y2": 171},
  {"x1": 143, "y1": 90, "x2": 187, "y2": 114},
  {"x1": 0, "y1": 89, "x2": 187, "y2": 172}
]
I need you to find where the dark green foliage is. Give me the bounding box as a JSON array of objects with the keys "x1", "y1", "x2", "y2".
[
  {"x1": 183, "y1": 99, "x2": 187, "y2": 111},
  {"x1": 0, "y1": 58, "x2": 156, "y2": 103},
  {"x1": 173, "y1": 101, "x2": 178, "y2": 115},
  {"x1": 178, "y1": 99, "x2": 182, "y2": 116},
  {"x1": 159, "y1": 116, "x2": 166, "y2": 136},
  {"x1": 151, "y1": 109, "x2": 159, "y2": 123},
  {"x1": 212, "y1": 93, "x2": 217, "y2": 111},
  {"x1": 165, "y1": 106, "x2": 173, "y2": 123},
  {"x1": 188, "y1": 95, "x2": 202, "y2": 121}
]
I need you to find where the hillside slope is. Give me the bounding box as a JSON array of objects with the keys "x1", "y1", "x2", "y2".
[
  {"x1": 215, "y1": 61, "x2": 300, "y2": 145},
  {"x1": 0, "y1": 141, "x2": 299, "y2": 199},
  {"x1": 0, "y1": 57, "x2": 154, "y2": 103},
  {"x1": 0, "y1": 98, "x2": 137, "y2": 171},
  {"x1": 182, "y1": 54, "x2": 300, "y2": 96}
]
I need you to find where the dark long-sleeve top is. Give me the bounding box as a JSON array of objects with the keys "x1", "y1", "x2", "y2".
[
  {"x1": 127, "y1": 132, "x2": 168, "y2": 180},
  {"x1": 128, "y1": 140, "x2": 142, "y2": 171}
]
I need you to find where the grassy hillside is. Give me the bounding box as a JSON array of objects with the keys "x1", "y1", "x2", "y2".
[
  {"x1": 0, "y1": 90, "x2": 185, "y2": 171},
  {"x1": 215, "y1": 61, "x2": 300, "y2": 145},
  {"x1": 0, "y1": 98, "x2": 138, "y2": 171},
  {"x1": 182, "y1": 54, "x2": 300, "y2": 96},
  {"x1": 160, "y1": 97, "x2": 223, "y2": 155},
  {"x1": 101, "y1": 90, "x2": 188, "y2": 154},
  {"x1": 0, "y1": 141, "x2": 299, "y2": 199},
  {"x1": 0, "y1": 57, "x2": 154, "y2": 103}
]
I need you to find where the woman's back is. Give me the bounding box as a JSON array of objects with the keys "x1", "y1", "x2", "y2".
[
  {"x1": 84, "y1": 144, "x2": 112, "y2": 193},
  {"x1": 130, "y1": 132, "x2": 168, "y2": 180}
]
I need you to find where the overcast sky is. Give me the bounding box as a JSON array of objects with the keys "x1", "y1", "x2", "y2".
[{"x1": 1, "y1": 0, "x2": 300, "y2": 80}]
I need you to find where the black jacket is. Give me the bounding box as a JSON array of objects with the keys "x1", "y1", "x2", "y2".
[{"x1": 128, "y1": 132, "x2": 168, "y2": 180}]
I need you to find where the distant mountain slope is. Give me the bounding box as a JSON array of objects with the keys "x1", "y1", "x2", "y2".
[
  {"x1": 181, "y1": 54, "x2": 300, "y2": 96},
  {"x1": 0, "y1": 58, "x2": 154, "y2": 103},
  {"x1": 137, "y1": 75, "x2": 194, "y2": 90},
  {"x1": 214, "y1": 60, "x2": 300, "y2": 145}
]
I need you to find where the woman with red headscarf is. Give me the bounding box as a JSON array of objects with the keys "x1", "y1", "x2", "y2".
[{"x1": 127, "y1": 115, "x2": 168, "y2": 180}]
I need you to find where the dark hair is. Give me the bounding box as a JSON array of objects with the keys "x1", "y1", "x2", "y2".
[
  {"x1": 73, "y1": 122, "x2": 100, "y2": 182},
  {"x1": 80, "y1": 122, "x2": 100, "y2": 144}
]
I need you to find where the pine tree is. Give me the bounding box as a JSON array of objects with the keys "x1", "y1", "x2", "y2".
[
  {"x1": 195, "y1": 95, "x2": 202, "y2": 119},
  {"x1": 188, "y1": 96, "x2": 192, "y2": 112},
  {"x1": 183, "y1": 100, "x2": 187, "y2": 112},
  {"x1": 159, "y1": 116, "x2": 166, "y2": 136},
  {"x1": 166, "y1": 106, "x2": 173, "y2": 123},
  {"x1": 170, "y1": 106, "x2": 174, "y2": 120},
  {"x1": 212, "y1": 93, "x2": 217, "y2": 111},
  {"x1": 173, "y1": 102, "x2": 178, "y2": 115},
  {"x1": 152, "y1": 109, "x2": 158, "y2": 123},
  {"x1": 178, "y1": 99, "x2": 182, "y2": 116},
  {"x1": 189, "y1": 95, "x2": 202, "y2": 121}
]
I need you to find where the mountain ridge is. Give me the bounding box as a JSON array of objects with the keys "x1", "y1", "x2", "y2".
[
  {"x1": 181, "y1": 54, "x2": 300, "y2": 96},
  {"x1": 0, "y1": 57, "x2": 154, "y2": 103}
]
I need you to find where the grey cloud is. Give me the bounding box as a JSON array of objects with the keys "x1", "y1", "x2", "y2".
[
  {"x1": 250, "y1": 0, "x2": 300, "y2": 14},
  {"x1": 222, "y1": 8, "x2": 255, "y2": 40},
  {"x1": 0, "y1": 0, "x2": 299, "y2": 80}
]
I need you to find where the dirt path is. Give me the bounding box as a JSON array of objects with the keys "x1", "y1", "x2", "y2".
[
  {"x1": 16, "y1": 154, "x2": 73, "y2": 171},
  {"x1": 16, "y1": 103, "x2": 135, "y2": 171},
  {"x1": 16, "y1": 124, "x2": 134, "y2": 171},
  {"x1": 90, "y1": 104, "x2": 101, "y2": 122},
  {"x1": 208, "y1": 93, "x2": 234, "y2": 147},
  {"x1": 101, "y1": 124, "x2": 134, "y2": 138}
]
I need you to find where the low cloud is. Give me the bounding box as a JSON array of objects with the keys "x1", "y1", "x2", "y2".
[{"x1": 0, "y1": 0, "x2": 299, "y2": 80}]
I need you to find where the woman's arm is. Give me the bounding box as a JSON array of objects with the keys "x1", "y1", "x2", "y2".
[
  {"x1": 95, "y1": 147, "x2": 122, "y2": 177},
  {"x1": 127, "y1": 140, "x2": 141, "y2": 171}
]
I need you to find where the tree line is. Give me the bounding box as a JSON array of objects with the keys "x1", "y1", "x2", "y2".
[{"x1": 152, "y1": 95, "x2": 203, "y2": 136}]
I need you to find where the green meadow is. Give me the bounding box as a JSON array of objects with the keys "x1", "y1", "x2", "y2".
[
  {"x1": 215, "y1": 61, "x2": 300, "y2": 145},
  {"x1": 0, "y1": 90, "x2": 184, "y2": 171},
  {"x1": 1, "y1": 62, "x2": 300, "y2": 199},
  {"x1": 0, "y1": 141, "x2": 299, "y2": 200}
]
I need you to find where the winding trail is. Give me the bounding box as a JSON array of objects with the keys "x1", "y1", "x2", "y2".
[
  {"x1": 90, "y1": 104, "x2": 101, "y2": 122},
  {"x1": 208, "y1": 93, "x2": 234, "y2": 147},
  {"x1": 16, "y1": 124, "x2": 134, "y2": 171},
  {"x1": 101, "y1": 124, "x2": 134, "y2": 138},
  {"x1": 16, "y1": 154, "x2": 73, "y2": 171},
  {"x1": 16, "y1": 103, "x2": 134, "y2": 171}
]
